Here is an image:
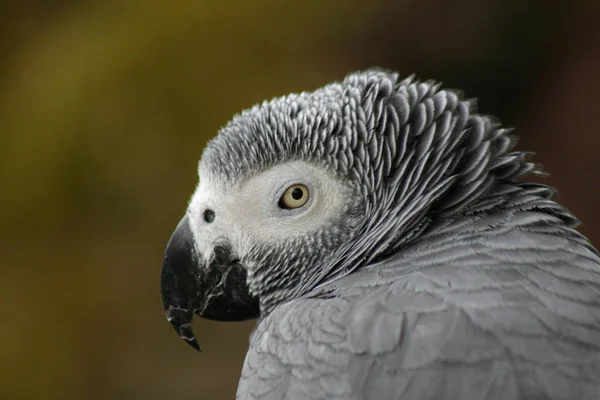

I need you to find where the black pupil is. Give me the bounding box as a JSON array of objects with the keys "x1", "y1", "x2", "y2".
[
  {"x1": 291, "y1": 188, "x2": 304, "y2": 200},
  {"x1": 204, "y1": 209, "x2": 215, "y2": 223}
]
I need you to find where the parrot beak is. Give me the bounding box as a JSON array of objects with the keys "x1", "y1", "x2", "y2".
[{"x1": 160, "y1": 215, "x2": 260, "y2": 351}]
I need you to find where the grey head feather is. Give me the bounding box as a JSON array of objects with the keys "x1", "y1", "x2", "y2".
[{"x1": 201, "y1": 69, "x2": 563, "y2": 313}]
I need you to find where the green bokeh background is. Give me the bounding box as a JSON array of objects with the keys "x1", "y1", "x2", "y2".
[{"x1": 1, "y1": 1, "x2": 599, "y2": 399}]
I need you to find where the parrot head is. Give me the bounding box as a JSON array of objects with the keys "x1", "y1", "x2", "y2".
[{"x1": 160, "y1": 69, "x2": 537, "y2": 350}]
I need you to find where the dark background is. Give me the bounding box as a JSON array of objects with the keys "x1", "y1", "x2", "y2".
[{"x1": 1, "y1": 1, "x2": 599, "y2": 399}]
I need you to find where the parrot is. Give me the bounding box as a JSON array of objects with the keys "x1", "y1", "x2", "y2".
[{"x1": 160, "y1": 69, "x2": 600, "y2": 399}]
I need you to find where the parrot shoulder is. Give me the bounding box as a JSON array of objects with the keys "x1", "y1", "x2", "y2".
[{"x1": 238, "y1": 225, "x2": 600, "y2": 399}]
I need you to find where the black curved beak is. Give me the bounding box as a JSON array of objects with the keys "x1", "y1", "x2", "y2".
[{"x1": 160, "y1": 215, "x2": 259, "y2": 351}]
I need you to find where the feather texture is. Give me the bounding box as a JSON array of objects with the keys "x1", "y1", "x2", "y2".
[
  {"x1": 238, "y1": 190, "x2": 600, "y2": 399},
  {"x1": 203, "y1": 71, "x2": 547, "y2": 310},
  {"x1": 196, "y1": 70, "x2": 600, "y2": 398}
]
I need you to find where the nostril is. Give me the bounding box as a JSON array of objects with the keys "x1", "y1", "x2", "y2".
[{"x1": 204, "y1": 209, "x2": 215, "y2": 223}]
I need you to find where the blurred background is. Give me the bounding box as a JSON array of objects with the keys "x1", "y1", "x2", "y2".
[{"x1": 1, "y1": 0, "x2": 599, "y2": 399}]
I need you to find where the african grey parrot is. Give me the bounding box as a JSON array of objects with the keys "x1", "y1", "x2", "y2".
[{"x1": 160, "y1": 69, "x2": 600, "y2": 399}]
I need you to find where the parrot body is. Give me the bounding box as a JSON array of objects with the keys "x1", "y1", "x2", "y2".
[
  {"x1": 160, "y1": 70, "x2": 600, "y2": 399},
  {"x1": 240, "y1": 199, "x2": 600, "y2": 399}
]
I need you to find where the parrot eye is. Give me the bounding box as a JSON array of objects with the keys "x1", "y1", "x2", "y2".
[{"x1": 279, "y1": 184, "x2": 309, "y2": 209}]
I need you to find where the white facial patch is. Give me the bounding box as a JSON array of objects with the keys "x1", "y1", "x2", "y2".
[{"x1": 187, "y1": 160, "x2": 354, "y2": 262}]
